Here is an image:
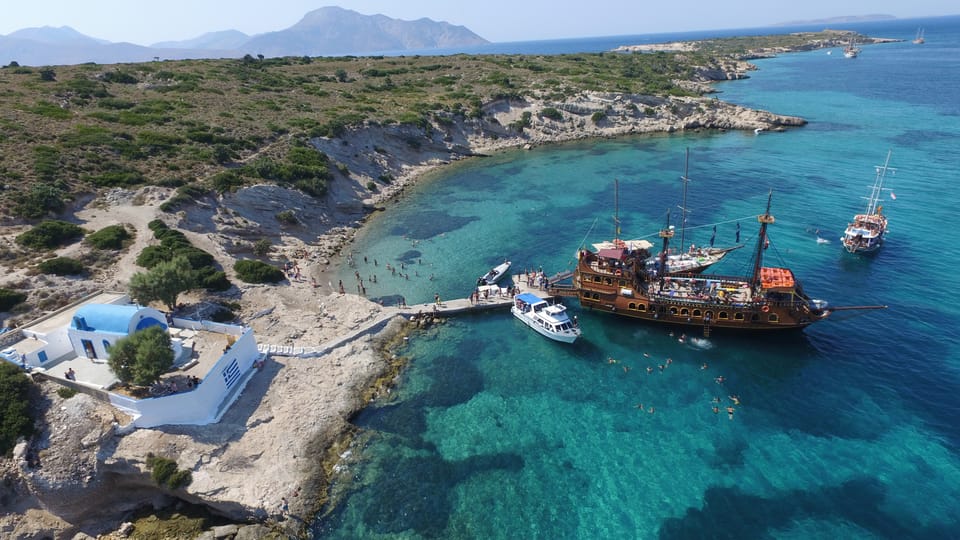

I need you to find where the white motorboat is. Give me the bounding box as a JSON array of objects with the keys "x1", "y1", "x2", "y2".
[
  {"x1": 511, "y1": 293, "x2": 581, "y2": 343},
  {"x1": 479, "y1": 260, "x2": 511, "y2": 285}
]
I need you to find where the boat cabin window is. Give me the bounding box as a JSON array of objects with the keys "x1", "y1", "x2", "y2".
[
  {"x1": 638, "y1": 304, "x2": 646, "y2": 312},
  {"x1": 734, "y1": 313, "x2": 745, "y2": 321},
  {"x1": 680, "y1": 308, "x2": 689, "y2": 317},
  {"x1": 670, "y1": 307, "x2": 678, "y2": 316},
  {"x1": 719, "y1": 312, "x2": 729, "y2": 320},
  {"x1": 593, "y1": 276, "x2": 603, "y2": 283},
  {"x1": 750, "y1": 313, "x2": 760, "y2": 322},
  {"x1": 693, "y1": 309, "x2": 702, "y2": 318},
  {"x1": 628, "y1": 302, "x2": 637, "y2": 310},
  {"x1": 604, "y1": 277, "x2": 613, "y2": 285},
  {"x1": 767, "y1": 314, "x2": 779, "y2": 322}
]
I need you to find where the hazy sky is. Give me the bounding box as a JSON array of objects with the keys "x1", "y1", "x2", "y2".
[{"x1": 1, "y1": 1, "x2": 956, "y2": 45}]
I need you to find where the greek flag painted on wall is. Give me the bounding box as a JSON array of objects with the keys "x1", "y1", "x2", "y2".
[{"x1": 222, "y1": 358, "x2": 241, "y2": 389}]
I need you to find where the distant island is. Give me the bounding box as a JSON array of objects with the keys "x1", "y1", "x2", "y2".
[
  {"x1": 0, "y1": 6, "x2": 488, "y2": 66},
  {"x1": 775, "y1": 14, "x2": 897, "y2": 26}
]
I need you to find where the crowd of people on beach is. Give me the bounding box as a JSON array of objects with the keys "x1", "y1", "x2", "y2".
[{"x1": 334, "y1": 242, "x2": 562, "y2": 313}]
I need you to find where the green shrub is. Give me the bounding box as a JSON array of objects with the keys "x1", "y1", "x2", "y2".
[
  {"x1": 98, "y1": 97, "x2": 136, "y2": 109},
  {"x1": 136, "y1": 245, "x2": 169, "y2": 268},
  {"x1": 15, "y1": 220, "x2": 84, "y2": 250},
  {"x1": 275, "y1": 210, "x2": 298, "y2": 225},
  {"x1": 198, "y1": 269, "x2": 231, "y2": 292},
  {"x1": 168, "y1": 469, "x2": 193, "y2": 489},
  {"x1": 0, "y1": 362, "x2": 34, "y2": 455},
  {"x1": 57, "y1": 387, "x2": 78, "y2": 399},
  {"x1": 86, "y1": 224, "x2": 131, "y2": 250},
  {"x1": 29, "y1": 101, "x2": 71, "y2": 119},
  {"x1": 541, "y1": 107, "x2": 563, "y2": 120},
  {"x1": 102, "y1": 71, "x2": 138, "y2": 84},
  {"x1": 234, "y1": 259, "x2": 285, "y2": 284},
  {"x1": 252, "y1": 239, "x2": 272, "y2": 257},
  {"x1": 148, "y1": 219, "x2": 168, "y2": 233},
  {"x1": 33, "y1": 146, "x2": 61, "y2": 181},
  {"x1": 38, "y1": 257, "x2": 84, "y2": 276},
  {"x1": 146, "y1": 454, "x2": 192, "y2": 489},
  {"x1": 0, "y1": 289, "x2": 27, "y2": 312},
  {"x1": 591, "y1": 111, "x2": 606, "y2": 124},
  {"x1": 174, "y1": 246, "x2": 215, "y2": 269},
  {"x1": 210, "y1": 170, "x2": 245, "y2": 193},
  {"x1": 58, "y1": 75, "x2": 109, "y2": 98},
  {"x1": 82, "y1": 168, "x2": 145, "y2": 187},
  {"x1": 510, "y1": 111, "x2": 532, "y2": 132},
  {"x1": 210, "y1": 307, "x2": 235, "y2": 322},
  {"x1": 12, "y1": 182, "x2": 67, "y2": 219}
]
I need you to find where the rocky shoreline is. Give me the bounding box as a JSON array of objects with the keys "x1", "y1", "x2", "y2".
[{"x1": 1, "y1": 46, "x2": 812, "y2": 539}]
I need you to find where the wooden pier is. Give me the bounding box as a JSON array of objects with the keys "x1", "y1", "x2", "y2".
[{"x1": 394, "y1": 273, "x2": 558, "y2": 316}]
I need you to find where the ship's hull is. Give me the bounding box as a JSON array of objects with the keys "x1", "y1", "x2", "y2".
[
  {"x1": 841, "y1": 235, "x2": 883, "y2": 253},
  {"x1": 842, "y1": 214, "x2": 886, "y2": 254},
  {"x1": 573, "y1": 259, "x2": 829, "y2": 334}
]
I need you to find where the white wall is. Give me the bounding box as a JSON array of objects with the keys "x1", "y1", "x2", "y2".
[
  {"x1": 128, "y1": 327, "x2": 260, "y2": 428},
  {"x1": 32, "y1": 327, "x2": 73, "y2": 366},
  {"x1": 68, "y1": 328, "x2": 119, "y2": 362}
]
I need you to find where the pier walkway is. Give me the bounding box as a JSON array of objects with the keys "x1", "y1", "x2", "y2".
[{"x1": 257, "y1": 273, "x2": 558, "y2": 357}]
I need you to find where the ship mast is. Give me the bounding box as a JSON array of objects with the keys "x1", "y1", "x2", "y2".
[
  {"x1": 751, "y1": 190, "x2": 775, "y2": 288},
  {"x1": 658, "y1": 208, "x2": 673, "y2": 274},
  {"x1": 613, "y1": 179, "x2": 621, "y2": 244},
  {"x1": 678, "y1": 148, "x2": 691, "y2": 252},
  {"x1": 865, "y1": 150, "x2": 895, "y2": 216}
]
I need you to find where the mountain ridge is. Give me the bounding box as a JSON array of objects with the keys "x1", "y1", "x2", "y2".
[{"x1": 0, "y1": 6, "x2": 488, "y2": 66}]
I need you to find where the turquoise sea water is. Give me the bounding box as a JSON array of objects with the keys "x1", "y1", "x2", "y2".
[{"x1": 314, "y1": 16, "x2": 960, "y2": 539}]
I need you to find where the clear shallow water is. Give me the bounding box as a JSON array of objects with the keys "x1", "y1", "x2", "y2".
[{"x1": 314, "y1": 16, "x2": 960, "y2": 539}]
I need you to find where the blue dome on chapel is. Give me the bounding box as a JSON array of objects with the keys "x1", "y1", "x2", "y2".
[{"x1": 71, "y1": 304, "x2": 166, "y2": 335}]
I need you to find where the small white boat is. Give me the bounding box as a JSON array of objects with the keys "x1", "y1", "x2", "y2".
[
  {"x1": 511, "y1": 293, "x2": 581, "y2": 343},
  {"x1": 478, "y1": 260, "x2": 511, "y2": 285}
]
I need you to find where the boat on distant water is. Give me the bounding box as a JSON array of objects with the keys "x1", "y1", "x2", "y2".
[
  {"x1": 596, "y1": 151, "x2": 740, "y2": 276},
  {"x1": 564, "y1": 190, "x2": 883, "y2": 335},
  {"x1": 913, "y1": 27, "x2": 925, "y2": 44},
  {"x1": 843, "y1": 38, "x2": 861, "y2": 58},
  {"x1": 842, "y1": 151, "x2": 895, "y2": 254},
  {"x1": 511, "y1": 293, "x2": 581, "y2": 343},
  {"x1": 652, "y1": 149, "x2": 742, "y2": 274},
  {"x1": 479, "y1": 260, "x2": 511, "y2": 285}
]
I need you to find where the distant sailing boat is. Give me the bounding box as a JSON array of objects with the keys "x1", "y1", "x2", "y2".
[
  {"x1": 649, "y1": 148, "x2": 741, "y2": 274},
  {"x1": 841, "y1": 150, "x2": 896, "y2": 254},
  {"x1": 913, "y1": 27, "x2": 925, "y2": 44},
  {"x1": 590, "y1": 151, "x2": 740, "y2": 276},
  {"x1": 843, "y1": 37, "x2": 861, "y2": 59}
]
